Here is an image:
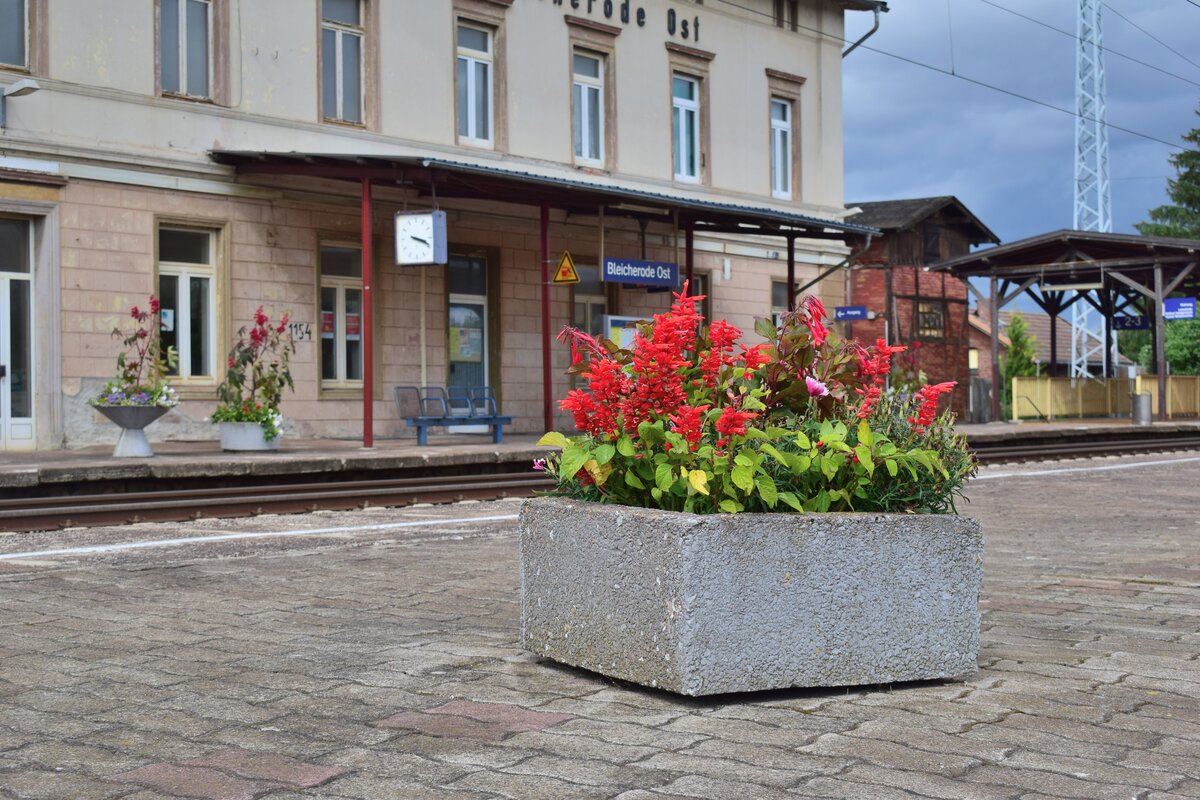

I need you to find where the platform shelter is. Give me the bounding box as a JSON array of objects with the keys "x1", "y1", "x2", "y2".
[
  {"x1": 211, "y1": 151, "x2": 877, "y2": 447},
  {"x1": 932, "y1": 230, "x2": 1200, "y2": 421}
]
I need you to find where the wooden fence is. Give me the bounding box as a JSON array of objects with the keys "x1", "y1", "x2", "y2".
[{"x1": 1010, "y1": 376, "x2": 1200, "y2": 420}]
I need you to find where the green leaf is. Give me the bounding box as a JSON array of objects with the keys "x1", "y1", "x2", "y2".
[
  {"x1": 651, "y1": 487, "x2": 663, "y2": 502},
  {"x1": 734, "y1": 452, "x2": 754, "y2": 467},
  {"x1": 779, "y1": 491, "x2": 804, "y2": 511},
  {"x1": 765, "y1": 427, "x2": 792, "y2": 439},
  {"x1": 638, "y1": 420, "x2": 666, "y2": 446},
  {"x1": 885, "y1": 459, "x2": 899, "y2": 478},
  {"x1": 536, "y1": 431, "x2": 569, "y2": 449},
  {"x1": 755, "y1": 473, "x2": 778, "y2": 508},
  {"x1": 788, "y1": 453, "x2": 812, "y2": 473},
  {"x1": 731, "y1": 464, "x2": 755, "y2": 492},
  {"x1": 741, "y1": 428, "x2": 768, "y2": 441},
  {"x1": 616, "y1": 436, "x2": 636, "y2": 457},
  {"x1": 754, "y1": 316, "x2": 777, "y2": 340},
  {"x1": 625, "y1": 470, "x2": 645, "y2": 489},
  {"x1": 857, "y1": 420, "x2": 873, "y2": 448},
  {"x1": 854, "y1": 445, "x2": 874, "y2": 477},
  {"x1": 559, "y1": 445, "x2": 589, "y2": 481},
  {"x1": 592, "y1": 444, "x2": 616, "y2": 465},
  {"x1": 719, "y1": 499, "x2": 744, "y2": 513},
  {"x1": 794, "y1": 431, "x2": 811, "y2": 449},
  {"x1": 760, "y1": 443, "x2": 789, "y2": 466},
  {"x1": 655, "y1": 462, "x2": 675, "y2": 492}
]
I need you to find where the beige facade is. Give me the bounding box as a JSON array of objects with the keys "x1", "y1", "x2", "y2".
[{"x1": 0, "y1": 0, "x2": 870, "y2": 449}]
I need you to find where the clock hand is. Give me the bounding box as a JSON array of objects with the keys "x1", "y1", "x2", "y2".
[{"x1": 411, "y1": 235, "x2": 429, "y2": 246}]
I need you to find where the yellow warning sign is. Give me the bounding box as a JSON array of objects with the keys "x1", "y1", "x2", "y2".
[{"x1": 553, "y1": 250, "x2": 581, "y2": 284}]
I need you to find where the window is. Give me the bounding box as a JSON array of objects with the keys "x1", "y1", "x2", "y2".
[
  {"x1": 456, "y1": 23, "x2": 493, "y2": 146},
  {"x1": 573, "y1": 51, "x2": 604, "y2": 166},
  {"x1": 158, "y1": 228, "x2": 216, "y2": 380},
  {"x1": 321, "y1": 0, "x2": 363, "y2": 124},
  {"x1": 447, "y1": 255, "x2": 489, "y2": 396},
  {"x1": 572, "y1": 266, "x2": 607, "y2": 337},
  {"x1": 770, "y1": 97, "x2": 793, "y2": 199},
  {"x1": 320, "y1": 244, "x2": 364, "y2": 385},
  {"x1": 968, "y1": 348, "x2": 980, "y2": 372},
  {"x1": 672, "y1": 74, "x2": 700, "y2": 182},
  {"x1": 917, "y1": 301, "x2": 946, "y2": 340},
  {"x1": 923, "y1": 226, "x2": 942, "y2": 264},
  {"x1": 161, "y1": 0, "x2": 211, "y2": 98},
  {"x1": 1, "y1": 0, "x2": 26, "y2": 68},
  {"x1": 771, "y1": 280, "x2": 792, "y2": 325},
  {"x1": 773, "y1": 0, "x2": 798, "y2": 31}
]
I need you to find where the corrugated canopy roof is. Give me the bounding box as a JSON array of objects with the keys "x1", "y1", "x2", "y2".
[{"x1": 209, "y1": 151, "x2": 878, "y2": 240}]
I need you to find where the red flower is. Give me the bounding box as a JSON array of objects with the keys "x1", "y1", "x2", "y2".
[
  {"x1": 668, "y1": 404, "x2": 710, "y2": 451},
  {"x1": 130, "y1": 306, "x2": 141, "y2": 319},
  {"x1": 715, "y1": 407, "x2": 758, "y2": 439},
  {"x1": 227, "y1": 356, "x2": 236, "y2": 368},
  {"x1": 908, "y1": 382, "x2": 957, "y2": 432},
  {"x1": 149, "y1": 297, "x2": 161, "y2": 314},
  {"x1": 254, "y1": 306, "x2": 269, "y2": 326}
]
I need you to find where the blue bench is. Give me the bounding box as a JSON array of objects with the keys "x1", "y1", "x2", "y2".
[{"x1": 394, "y1": 385, "x2": 513, "y2": 446}]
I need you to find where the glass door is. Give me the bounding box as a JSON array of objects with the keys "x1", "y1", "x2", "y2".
[
  {"x1": 0, "y1": 218, "x2": 34, "y2": 451},
  {"x1": 447, "y1": 255, "x2": 489, "y2": 432}
]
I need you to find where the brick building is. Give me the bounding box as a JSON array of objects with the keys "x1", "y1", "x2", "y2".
[
  {"x1": 843, "y1": 197, "x2": 999, "y2": 414},
  {"x1": 0, "y1": 0, "x2": 883, "y2": 450}
]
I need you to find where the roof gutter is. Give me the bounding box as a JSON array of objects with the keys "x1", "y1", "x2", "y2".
[{"x1": 842, "y1": 2, "x2": 888, "y2": 59}]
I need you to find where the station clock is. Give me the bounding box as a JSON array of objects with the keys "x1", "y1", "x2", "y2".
[{"x1": 394, "y1": 210, "x2": 448, "y2": 266}]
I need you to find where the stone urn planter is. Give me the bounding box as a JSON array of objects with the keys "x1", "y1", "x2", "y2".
[
  {"x1": 519, "y1": 497, "x2": 982, "y2": 697},
  {"x1": 218, "y1": 421, "x2": 280, "y2": 452},
  {"x1": 95, "y1": 405, "x2": 171, "y2": 458}
]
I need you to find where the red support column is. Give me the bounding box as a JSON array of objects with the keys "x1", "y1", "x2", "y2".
[
  {"x1": 540, "y1": 205, "x2": 553, "y2": 433},
  {"x1": 684, "y1": 226, "x2": 694, "y2": 296},
  {"x1": 787, "y1": 235, "x2": 796, "y2": 311},
  {"x1": 361, "y1": 177, "x2": 374, "y2": 449}
]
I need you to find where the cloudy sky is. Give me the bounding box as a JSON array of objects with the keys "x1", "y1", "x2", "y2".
[{"x1": 843, "y1": 0, "x2": 1200, "y2": 244}]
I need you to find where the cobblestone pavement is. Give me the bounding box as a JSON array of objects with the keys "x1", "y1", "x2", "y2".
[{"x1": 1, "y1": 456, "x2": 1198, "y2": 799}]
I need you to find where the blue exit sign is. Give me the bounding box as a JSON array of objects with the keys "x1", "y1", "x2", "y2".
[{"x1": 834, "y1": 305, "x2": 868, "y2": 321}]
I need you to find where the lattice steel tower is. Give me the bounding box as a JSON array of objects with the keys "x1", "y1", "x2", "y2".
[{"x1": 1071, "y1": 0, "x2": 1110, "y2": 378}]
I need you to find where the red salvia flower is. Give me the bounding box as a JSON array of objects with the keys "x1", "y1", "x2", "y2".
[
  {"x1": 909, "y1": 381, "x2": 957, "y2": 432},
  {"x1": 668, "y1": 404, "x2": 710, "y2": 451}
]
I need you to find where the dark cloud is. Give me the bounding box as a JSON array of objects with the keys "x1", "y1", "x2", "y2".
[{"x1": 844, "y1": 0, "x2": 1200, "y2": 243}]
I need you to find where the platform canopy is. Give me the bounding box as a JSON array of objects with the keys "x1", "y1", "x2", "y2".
[
  {"x1": 211, "y1": 150, "x2": 878, "y2": 446},
  {"x1": 930, "y1": 229, "x2": 1200, "y2": 421}
]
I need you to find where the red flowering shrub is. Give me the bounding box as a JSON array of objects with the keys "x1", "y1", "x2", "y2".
[
  {"x1": 539, "y1": 286, "x2": 975, "y2": 514},
  {"x1": 211, "y1": 306, "x2": 296, "y2": 441}
]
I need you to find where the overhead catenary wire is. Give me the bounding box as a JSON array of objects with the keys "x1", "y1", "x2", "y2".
[
  {"x1": 710, "y1": 0, "x2": 1186, "y2": 150},
  {"x1": 1102, "y1": 3, "x2": 1200, "y2": 73}
]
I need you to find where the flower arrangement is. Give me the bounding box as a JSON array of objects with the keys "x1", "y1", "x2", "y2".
[
  {"x1": 89, "y1": 296, "x2": 179, "y2": 408},
  {"x1": 537, "y1": 287, "x2": 975, "y2": 514},
  {"x1": 211, "y1": 306, "x2": 296, "y2": 441}
]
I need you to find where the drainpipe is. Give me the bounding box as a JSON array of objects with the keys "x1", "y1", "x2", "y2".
[{"x1": 842, "y1": 2, "x2": 888, "y2": 59}]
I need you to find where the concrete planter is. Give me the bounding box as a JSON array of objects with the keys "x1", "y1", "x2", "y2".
[
  {"x1": 218, "y1": 421, "x2": 279, "y2": 452},
  {"x1": 519, "y1": 497, "x2": 982, "y2": 696},
  {"x1": 94, "y1": 404, "x2": 171, "y2": 458}
]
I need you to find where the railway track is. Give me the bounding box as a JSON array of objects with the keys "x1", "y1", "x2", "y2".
[{"x1": 3, "y1": 434, "x2": 1198, "y2": 532}]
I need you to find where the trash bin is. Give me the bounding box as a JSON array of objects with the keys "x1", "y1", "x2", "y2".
[{"x1": 1131, "y1": 392, "x2": 1153, "y2": 426}]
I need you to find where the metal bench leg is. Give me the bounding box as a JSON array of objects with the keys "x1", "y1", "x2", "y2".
[
  {"x1": 493, "y1": 424, "x2": 503, "y2": 444},
  {"x1": 418, "y1": 426, "x2": 429, "y2": 446}
]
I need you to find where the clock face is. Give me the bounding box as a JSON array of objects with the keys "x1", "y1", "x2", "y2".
[{"x1": 395, "y1": 211, "x2": 447, "y2": 265}]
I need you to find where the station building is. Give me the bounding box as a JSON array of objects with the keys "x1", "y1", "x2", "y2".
[{"x1": 0, "y1": 0, "x2": 881, "y2": 451}]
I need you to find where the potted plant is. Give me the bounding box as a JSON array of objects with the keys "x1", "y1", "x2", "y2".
[
  {"x1": 212, "y1": 306, "x2": 296, "y2": 451},
  {"x1": 525, "y1": 289, "x2": 979, "y2": 696},
  {"x1": 89, "y1": 296, "x2": 178, "y2": 458}
]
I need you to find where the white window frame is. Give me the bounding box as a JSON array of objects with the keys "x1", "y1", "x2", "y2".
[
  {"x1": 161, "y1": 0, "x2": 213, "y2": 99},
  {"x1": 572, "y1": 50, "x2": 604, "y2": 167},
  {"x1": 673, "y1": 74, "x2": 700, "y2": 183},
  {"x1": 456, "y1": 22, "x2": 494, "y2": 147},
  {"x1": 770, "y1": 97, "x2": 793, "y2": 200},
  {"x1": 158, "y1": 228, "x2": 217, "y2": 381},
  {"x1": 321, "y1": 0, "x2": 364, "y2": 124},
  {"x1": 1, "y1": 0, "x2": 28, "y2": 69},
  {"x1": 319, "y1": 243, "x2": 364, "y2": 387}
]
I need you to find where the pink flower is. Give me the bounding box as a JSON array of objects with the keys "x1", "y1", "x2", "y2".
[
  {"x1": 532, "y1": 458, "x2": 546, "y2": 471},
  {"x1": 805, "y1": 375, "x2": 829, "y2": 397}
]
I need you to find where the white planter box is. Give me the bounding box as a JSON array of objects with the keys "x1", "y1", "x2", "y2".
[
  {"x1": 519, "y1": 497, "x2": 982, "y2": 696},
  {"x1": 218, "y1": 421, "x2": 279, "y2": 452}
]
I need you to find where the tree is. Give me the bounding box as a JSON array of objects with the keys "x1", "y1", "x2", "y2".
[
  {"x1": 1135, "y1": 105, "x2": 1200, "y2": 239},
  {"x1": 1001, "y1": 313, "x2": 1039, "y2": 415}
]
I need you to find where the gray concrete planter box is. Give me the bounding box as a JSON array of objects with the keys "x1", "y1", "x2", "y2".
[
  {"x1": 519, "y1": 497, "x2": 982, "y2": 696},
  {"x1": 218, "y1": 421, "x2": 279, "y2": 452}
]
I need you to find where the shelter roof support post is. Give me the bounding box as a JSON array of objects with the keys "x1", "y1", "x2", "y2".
[
  {"x1": 361, "y1": 177, "x2": 374, "y2": 449},
  {"x1": 685, "y1": 225, "x2": 694, "y2": 297},
  {"x1": 787, "y1": 235, "x2": 796, "y2": 312},
  {"x1": 1154, "y1": 264, "x2": 1167, "y2": 421},
  {"x1": 541, "y1": 205, "x2": 553, "y2": 434},
  {"x1": 990, "y1": 274, "x2": 1001, "y2": 422}
]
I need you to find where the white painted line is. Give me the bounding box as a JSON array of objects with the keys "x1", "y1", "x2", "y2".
[
  {"x1": 976, "y1": 455, "x2": 1200, "y2": 481},
  {"x1": 0, "y1": 513, "x2": 520, "y2": 561}
]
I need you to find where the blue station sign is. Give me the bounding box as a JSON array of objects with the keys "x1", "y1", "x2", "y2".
[
  {"x1": 601, "y1": 257, "x2": 679, "y2": 287},
  {"x1": 1112, "y1": 315, "x2": 1149, "y2": 331},
  {"x1": 833, "y1": 305, "x2": 868, "y2": 321},
  {"x1": 1163, "y1": 297, "x2": 1197, "y2": 321}
]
